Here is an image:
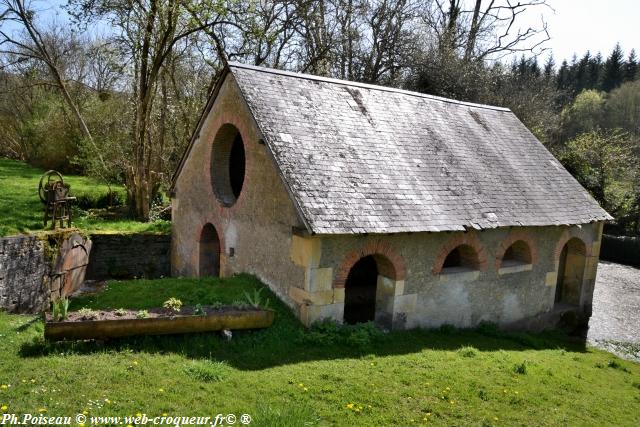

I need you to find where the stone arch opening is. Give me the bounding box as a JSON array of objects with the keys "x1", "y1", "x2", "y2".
[
  {"x1": 210, "y1": 123, "x2": 246, "y2": 207},
  {"x1": 199, "y1": 223, "x2": 220, "y2": 277},
  {"x1": 441, "y1": 244, "x2": 480, "y2": 273},
  {"x1": 344, "y1": 255, "x2": 378, "y2": 324},
  {"x1": 555, "y1": 237, "x2": 586, "y2": 306},
  {"x1": 501, "y1": 240, "x2": 532, "y2": 267}
]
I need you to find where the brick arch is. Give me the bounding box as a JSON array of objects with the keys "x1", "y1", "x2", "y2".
[
  {"x1": 553, "y1": 229, "x2": 592, "y2": 264},
  {"x1": 193, "y1": 218, "x2": 225, "y2": 249},
  {"x1": 333, "y1": 240, "x2": 406, "y2": 288},
  {"x1": 432, "y1": 233, "x2": 488, "y2": 274},
  {"x1": 494, "y1": 230, "x2": 539, "y2": 270}
]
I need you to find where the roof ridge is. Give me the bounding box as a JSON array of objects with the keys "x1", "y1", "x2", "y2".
[{"x1": 228, "y1": 61, "x2": 511, "y2": 112}]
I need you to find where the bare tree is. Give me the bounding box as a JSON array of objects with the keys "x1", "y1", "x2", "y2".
[
  {"x1": 422, "y1": 0, "x2": 551, "y2": 62},
  {"x1": 68, "y1": 0, "x2": 231, "y2": 219},
  {"x1": 0, "y1": 1, "x2": 93, "y2": 141}
]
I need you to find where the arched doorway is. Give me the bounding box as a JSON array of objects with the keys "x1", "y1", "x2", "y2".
[
  {"x1": 344, "y1": 256, "x2": 378, "y2": 324},
  {"x1": 555, "y1": 237, "x2": 586, "y2": 306},
  {"x1": 199, "y1": 223, "x2": 220, "y2": 277}
]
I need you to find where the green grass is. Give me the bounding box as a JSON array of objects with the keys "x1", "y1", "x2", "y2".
[
  {"x1": 0, "y1": 158, "x2": 170, "y2": 236},
  {"x1": 1, "y1": 275, "x2": 639, "y2": 425}
]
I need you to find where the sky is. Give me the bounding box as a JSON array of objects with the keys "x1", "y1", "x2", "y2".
[
  {"x1": 516, "y1": 0, "x2": 639, "y2": 63},
  {"x1": 27, "y1": 0, "x2": 640, "y2": 67}
]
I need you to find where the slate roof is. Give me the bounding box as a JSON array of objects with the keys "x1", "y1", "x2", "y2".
[{"x1": 176, "y1": 62, "x2": 612, "y2": 234}]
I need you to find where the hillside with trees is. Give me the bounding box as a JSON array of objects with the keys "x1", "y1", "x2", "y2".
[{"x1": 0, "y1": 0, "x2": 637, "y2": 234}]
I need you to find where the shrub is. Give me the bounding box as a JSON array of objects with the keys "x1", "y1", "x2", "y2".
[
  {"x1": 75, "y1": 191, "x2": 124, "y2": 210},
  {"x1": 513, "y1": 361, "x2": 528, "y2": 375},
  {"x1": 301, "y1": 320, "x2": 384, "y2": 349},
  {"x1": 183, "y1": 360, "x2": 229, "y2": 382},
  {"x1": 458, "y1": 346, "x2": 479, "y2": 358}
]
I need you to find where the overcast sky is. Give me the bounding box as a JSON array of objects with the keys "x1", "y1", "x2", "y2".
[{"x1": 517, "y1": 0, "x2": 639, "y2": 63}]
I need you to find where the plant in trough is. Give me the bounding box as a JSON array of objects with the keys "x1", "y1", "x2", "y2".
[
  {"x1": 193, "y1": 304, "x2": 205, "y2": 316},
  {"x1": 136, "y1": 310, "x2": 150, "y2": 319},
  {"x1": 51, "y1": 298, "x2": 70, "y2": 321},
  {"x1": 243, "y1": 288, "x2": 270, "y2": 310},
  {"x1": 77, "y1": 308, "x2": 99, "y2": 320},
  {"x1": 163, "y1": 297, "x2": 183, "y2": 313}
]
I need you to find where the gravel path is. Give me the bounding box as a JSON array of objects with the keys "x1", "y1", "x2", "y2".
[{"x1": 588, "y1": 261, "x2": 640, "y2": 360}]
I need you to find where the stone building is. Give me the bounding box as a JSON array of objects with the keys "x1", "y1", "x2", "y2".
[{"x1": 170, "y1": 62, "x2": 611, "y2": 330}]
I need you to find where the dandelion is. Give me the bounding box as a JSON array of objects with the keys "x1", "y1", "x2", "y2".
[
  {"x1": 493, "y1": 417, "x2": 499, "y2": 421},
  {"x1": 30, "y1": 379, "x2": 36, "y2": 384},
  {"x1": 426, "y1": 413, "x2": 432, "y2": 416},
  {"x1": 298, "y1": 383, "x2": 304, "y2": 387},
  {"x1": 82, "y1": 411, "x2": 89, "y2": 415},
  {"x1": 449, "y1": 400, "x2": 455, "y2": 404},
  {"x1": 21, "y1": 380, "x2": 26, "y2": 384},
  {"x1": 346, "y1": 403, "x2": 355, "y2": 409},
  {"x1": 158, "y1": 388, "x2": 165, "y2": 393},
  {"x1": 514, "y1": 391, "x2": 519, "y2": 395},
  {"x1": 132, "y1": 361, "x2": 139, "y2": 366},
  {"x1": 104, "y1": 399, "x2": 111, "y2": 404},
  {"x1": 303, "y1": 387, "x2": 308, "y2": 392},
  {"x1": 38, "y1": 408, "x2": 47, "y2": 413},
  {"x1": 1, "y1": 405, "x2": 8, "y2": 412},
  {"x1": 162, "y1": 413, "x2": 168, "y2": 417},
  {"x1": 446, "y1": 387, "x2": 450, "y2": 391},
  {"x1": 136, "y1": 413, "x2": 142, "y2": 418},
  {"x1": 78, "y1": 423, "x2": 85, "y2": 427},
  {"x1": 0, "y1": 385, "x2": 7, "y2": 389}
]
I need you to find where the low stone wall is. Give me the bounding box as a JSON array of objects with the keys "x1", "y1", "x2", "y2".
[
  {"x1": 86, "y1": 234, "x2": 171, "y2": 280},
  {"x1": 0, "y1": 235, "x2": 49, "y2": 313},
  {"x1": 1, "y1": 231, "x2": 169, "y2": 314}
]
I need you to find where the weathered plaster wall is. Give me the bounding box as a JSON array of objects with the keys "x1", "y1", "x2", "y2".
[
  {"x1": 290, "y1": 222, "x2": 603, "y2": 329},
  {"x1": 0, "y1": 235, "x2": 49, "y2": 313},
  {"x1": 86, "y1": 233, "x2": 170, "y2": 280},
  {"x1": 172, "y1": 75, "x2": 306, "y2": 304}
]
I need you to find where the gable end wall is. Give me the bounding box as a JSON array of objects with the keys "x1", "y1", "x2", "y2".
[{"x1": 171, "y1": 75, "x2": 306, "y2": 303}]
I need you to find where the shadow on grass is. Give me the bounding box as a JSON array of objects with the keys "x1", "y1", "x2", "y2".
[{"x1": 18, "y1": 274, "x2": 588, "y2": 370}]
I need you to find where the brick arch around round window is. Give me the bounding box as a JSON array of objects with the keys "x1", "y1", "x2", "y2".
[
  {"x1": 203, "y1": 111, "x2": 254, "y2": 211},
  {"x1": 333, "y1": 240, "x2": 407, "y2": 288},
  {"x1": 494, "y1": 230, "x2": 539, "y2": 270},
  {"x1": 432, "y1": 233, "x2": 488, "y2": 275}
]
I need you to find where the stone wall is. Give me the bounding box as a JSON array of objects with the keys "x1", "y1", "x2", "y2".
[
  {"x1": 86, "y1": 233, "x2": 171, "y2": 280},
  {"x1": 295, "y1": 222, "x2": 603, "y2": 329},
  {"x1": 0, "y1": 235, "x2": 49, "y2": 313}
]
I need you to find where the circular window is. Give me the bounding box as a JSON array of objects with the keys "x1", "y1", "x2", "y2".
[{"x1": 210, "y1": 124, "x2": 246, "y2": 206}]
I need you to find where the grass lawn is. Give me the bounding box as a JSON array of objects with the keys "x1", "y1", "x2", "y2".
[
  {"x1": 1, "y1": 276, "x2": 639, "y2": 426},
  {"x1": 0, "y1": 158, "x2": 170, "y2": 237}
]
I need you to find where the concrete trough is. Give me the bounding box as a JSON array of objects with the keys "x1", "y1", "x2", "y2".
[{"x1": 44, "y1": 309, "x2": 274, "y2": 341}]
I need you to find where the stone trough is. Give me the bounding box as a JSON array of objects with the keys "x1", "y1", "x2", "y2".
[{"x1": 44, "y1": 308, "x2": 274, "y2": 341}]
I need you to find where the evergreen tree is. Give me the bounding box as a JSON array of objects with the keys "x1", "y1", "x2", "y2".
[
  {"x1": 588, "y1": 52, "x2": 603, "y2": 89},
  {"x1": 557, "y1": 59, "x2": 570, "y2": 90},
  {"x1": 624, "y1": 49, "x2": 638, "y2": 82},
  {"x1": 543, "y1": 54, "x2": 555, "y2": 79},
  {"x1": 602, "y1": 43, "x2": 625, "y2": 91}
]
